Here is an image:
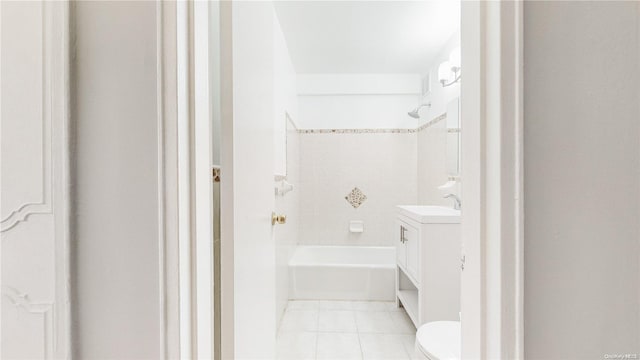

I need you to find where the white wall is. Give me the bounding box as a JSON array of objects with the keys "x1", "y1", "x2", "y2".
[
  {"x1": 72, "y1": 1, "x2": 160, "y2": 358},
  {"x1": 299, "y1": 133, "x2": 417, "y2": 246},
  {"x1": 295, "y1": 48, "x2": 461, "y2": 130},
  {"x1": 524, "y1": 2, "x2": 640, "y2": 358},
  {"x1": 416, "y1": 32, "x2": 461, "y2": 206},
  {"x1": 297, "y1": 74, "x2": 422, "y2": 129},
  {"x1": 297, "y1": 74, "x2": 422, "y2": 95},
  {"x1": 417, "y1": 31, "x2": 460, "y2": 127},
  {"x1": 294, "y1": 38, "x2": 462, "y2": 245}
]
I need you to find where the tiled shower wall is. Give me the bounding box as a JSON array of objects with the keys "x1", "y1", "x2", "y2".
[
  {"x1": 417, "y1": 119, "x2": 450, "y2": 206},
  {"x1": 299, "y1": 132, "x2": 418, "y2": 246}
]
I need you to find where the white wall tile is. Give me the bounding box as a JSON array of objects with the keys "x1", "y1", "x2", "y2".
[
  {"x1": 299, "y1": 133, "x2": 417, "y2": 246},
  {"x1": 417, "y1": 120, "x2": 450, "y2": 206}
]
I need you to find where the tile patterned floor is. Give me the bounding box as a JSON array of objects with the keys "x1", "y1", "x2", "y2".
[{"x1": 277, "y1": 300, "x2": 420, "y2": 360}]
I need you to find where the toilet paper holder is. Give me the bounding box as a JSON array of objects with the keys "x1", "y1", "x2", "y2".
[{"x1": 349, "y1": 220, "x2": 364, "y2": 233}]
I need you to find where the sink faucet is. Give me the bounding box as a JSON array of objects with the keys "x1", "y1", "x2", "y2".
[{"x1": 444, "y1": 194, "x2": 461, "y2": 210}]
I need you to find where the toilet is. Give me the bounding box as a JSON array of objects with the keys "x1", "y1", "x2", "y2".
[{"x1": 414, "y1": 321, "x2": 461, "y2": 360}]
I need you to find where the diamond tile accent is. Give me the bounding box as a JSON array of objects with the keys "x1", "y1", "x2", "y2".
[{"x1": 345, "y1": 187, "x2": 367, "y2": 208}]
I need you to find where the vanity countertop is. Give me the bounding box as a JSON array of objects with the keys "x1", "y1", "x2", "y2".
[{"x1": 396, "y1": 205, "x2": 461, "y2": 224}]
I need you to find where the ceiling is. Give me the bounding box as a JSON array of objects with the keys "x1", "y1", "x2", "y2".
[{"x1": 273, "y1": 1, "x2": 460, "y2": 74}]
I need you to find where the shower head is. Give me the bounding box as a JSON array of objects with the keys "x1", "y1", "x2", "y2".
[
  {"x1": 408, "y1": 109, "x2": 421, "y2": 119},
  {"x1": 408, "y1": 103, "x2": 431, "y2": 119}
]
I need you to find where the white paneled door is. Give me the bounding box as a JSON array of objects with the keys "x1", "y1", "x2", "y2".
[
  {"x1": 1, "y1": 1, "x2": 70, "y2": 358},
  {"x1": 223, "y1": 2, "x2": 277, "y2": 358}
]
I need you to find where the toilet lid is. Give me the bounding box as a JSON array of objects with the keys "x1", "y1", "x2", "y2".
[{"x1": 416, "y1": 321, "x2": 461, "y2": 360}]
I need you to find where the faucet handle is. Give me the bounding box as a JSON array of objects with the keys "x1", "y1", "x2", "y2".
[{"x1": 443, "y1": 193, "x2": 462, "y2": 210}]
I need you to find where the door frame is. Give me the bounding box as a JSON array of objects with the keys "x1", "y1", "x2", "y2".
[
  {"x1": 159, "y1": 1, "x2": 525, "y2": 359},
  {"x1": 156, "y1": 1, "x2": 216, "y2": 359},
  {"x1": 460, "y1": 1, "x2": 524, "y2": 359},
  {"x1": 155, "y1": 1, "x2": 182, "y2": 358}
]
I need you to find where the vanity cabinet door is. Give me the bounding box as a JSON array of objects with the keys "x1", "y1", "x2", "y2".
[
  {"x1": 405, "y1": 224, "x2": 420, "y2": 283},
  {"x1": 396, "y1": 220, "x2": 407, "y2": 268}
]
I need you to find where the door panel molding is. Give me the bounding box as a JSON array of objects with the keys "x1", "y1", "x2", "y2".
[
  {"x1": 1, "y1": 0, "x2": 54, "y2": 233},
  {"x1": 2, "y1": 286, "x2": 54, "y2": 359},
  {"x1": 1, "y1": 1, "x2": 70, "y2": 358}
]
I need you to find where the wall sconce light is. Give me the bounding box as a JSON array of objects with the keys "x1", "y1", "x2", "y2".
[{"x1": 438, "y1": 47, "x2": 461, "y2": 87}]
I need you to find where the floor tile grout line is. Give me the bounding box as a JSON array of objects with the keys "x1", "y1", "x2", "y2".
[
  {"x1": 401, "y1": 338, "x2": 414, "y2": 360},
  {"x1": 353, "y1": 309, "x2": 365, "y2": 360},
  {"x1": 314, "y1": 305, "x2": 320, "y2": 360},
  {"x1": 279, "y1": 301, "x2": 414, "y2": 360}
]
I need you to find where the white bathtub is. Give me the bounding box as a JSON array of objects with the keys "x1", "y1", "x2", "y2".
[{"x1": 288, "y1": 246, "x2": 396, "y2": 301}]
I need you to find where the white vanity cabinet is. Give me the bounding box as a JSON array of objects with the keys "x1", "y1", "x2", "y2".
[
  {"x1": 395, "y1": 220, "x2": 419, "y2": 283},
  {"x1": 395, "y1": 206, "x2": 461, "y2": 328}
]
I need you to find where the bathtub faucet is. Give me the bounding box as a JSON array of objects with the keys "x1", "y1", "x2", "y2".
[{"x1": 443, "y1": 194, "x2": 461, "y2": 210}]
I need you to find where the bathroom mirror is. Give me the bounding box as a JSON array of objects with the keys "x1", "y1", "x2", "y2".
[{"x1": 446, "y1": 97, "x2": 461, "y2": 176}]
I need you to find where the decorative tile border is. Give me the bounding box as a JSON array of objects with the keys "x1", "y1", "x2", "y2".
[
  {"x1": 297, "y1": 113, "x2": 447, "y2": 134},
  {"x1": 298, "y1": 128, "x2": 414, "y2": 134},
  {"x1": 413, "y1": 113, "x2": 448, "y2": 133}
]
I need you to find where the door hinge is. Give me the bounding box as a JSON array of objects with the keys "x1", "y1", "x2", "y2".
[{"x1": 212, "y1": 166, "x2": 221, "y2": 183}]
